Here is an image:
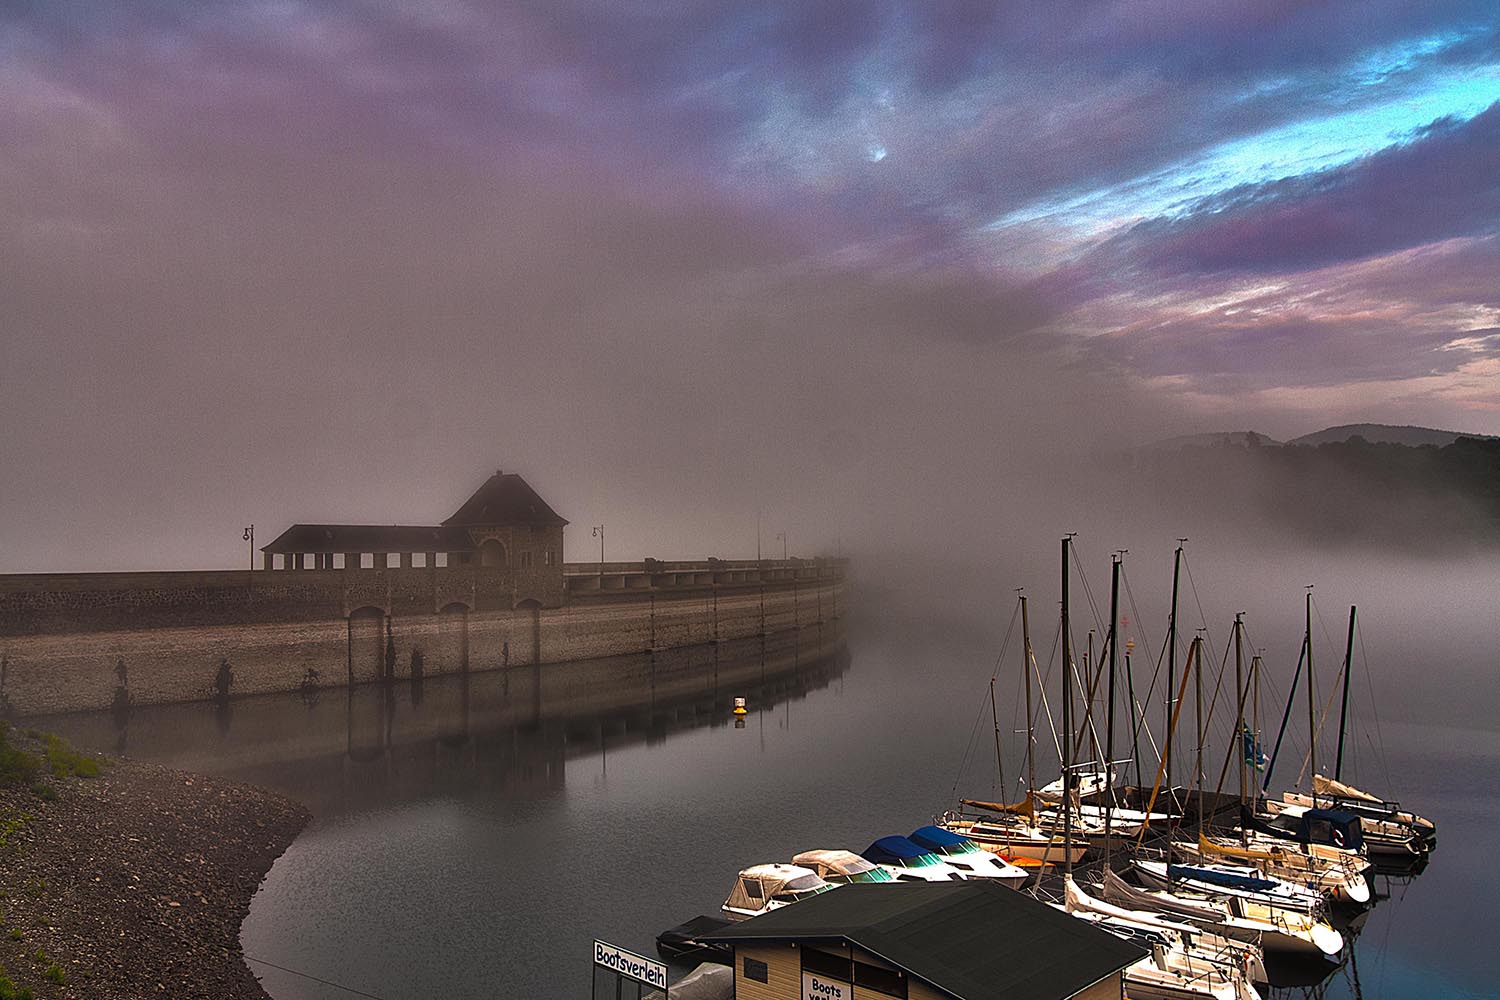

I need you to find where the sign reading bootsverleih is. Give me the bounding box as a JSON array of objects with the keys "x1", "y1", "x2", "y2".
[
  {"x1": 594, "y1": 940, "x2": 668, "y2": 991},
  {"x1": 803, "y1": 971, "x2": 850, "y2": 1000}
]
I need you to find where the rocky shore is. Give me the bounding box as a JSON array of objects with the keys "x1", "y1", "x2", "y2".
[{"x1": 0, "y1": 726, "x2": 308, "y2": 999}]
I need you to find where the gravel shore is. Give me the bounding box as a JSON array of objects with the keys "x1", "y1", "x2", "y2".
[{"x1": 0, "y1": 730, "x2": 308, "y2": 999}]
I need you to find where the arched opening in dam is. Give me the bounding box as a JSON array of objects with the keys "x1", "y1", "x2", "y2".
[
  {"x1": 434, "y1": 602, "x2": 470, "y2": 674},
  {"x1": 515, "y1": 598, "x2": 542, "y2": 665},
  {"x1": 347, "y1": 606, "x2": 386, "y2": 685}
]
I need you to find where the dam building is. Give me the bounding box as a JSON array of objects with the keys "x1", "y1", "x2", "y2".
[
  {"x1": 259, "y1": 470, "x2": 569, "y2": 608},
  {"x1": 0, "y1": 471, "x2": 849, "y2": 716}
]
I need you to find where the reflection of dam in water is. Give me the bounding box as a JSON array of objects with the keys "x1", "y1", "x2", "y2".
[{"x1": 42, "y1": 623, "x2": 849, "y2": 814}]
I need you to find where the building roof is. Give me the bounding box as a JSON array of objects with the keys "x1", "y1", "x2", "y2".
[
  {"x1": 702, "y1": 881, "x2": 1144, "y2": 1000},
  {"x1": 260, "y1": 524, "x2": 475, "y2": 554},
  {"x1": 443, "y1": 471, "x2": 569, "y2": 527}
]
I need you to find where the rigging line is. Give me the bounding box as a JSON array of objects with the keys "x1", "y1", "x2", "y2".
[
  {"x1": 949, "y1": 600, "x2": 1022, "y2": 803},
  {"x1": 1200, "y1": 628, "x2": 1236, "y2": 789},
  {"x1": 1034, "y1": 614, "x2": 1065, "y2": 765},
  {"x1": 1125, "y1": 622, "x2": 1171, "y2": 776},
  {"x1": 1357, "y1": 624, "x2": 1394, "y2": 791},
  {"x1": 948, "y1": 684, "x2": 994, "y2": 805},
  {"x1": 244, "y1": 956, "x2": 396, "y2": 1000},
  {"x1": 1068, "y1": 540, "x2": 1109, "y2": 637},
  {"x1": 1119, "y1": 565, "x2": 1158, "y2": 666},
  {"x1": 1179, "y1": 550, "x2": 1218, "y2": 665},
  {"x1": 1295, "y1": 649, "x2": 1355, "y2": 786}
]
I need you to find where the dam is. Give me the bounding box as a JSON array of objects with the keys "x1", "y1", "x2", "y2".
[{"x1": 0, "y1": 471, "x2": 848, "y2": 716}]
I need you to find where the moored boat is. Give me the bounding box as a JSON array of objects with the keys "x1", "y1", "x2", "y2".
[{"x1": 720, "y1": 864, "x2": 835, "y2": 920}]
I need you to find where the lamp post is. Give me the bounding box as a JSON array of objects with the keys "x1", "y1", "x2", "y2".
[
  {"x1": 591, "y1": 525, "x2": 605, "y2": 575},
  {"x1": 242, "y1": 525, "x2": 255, "y2": 571}
]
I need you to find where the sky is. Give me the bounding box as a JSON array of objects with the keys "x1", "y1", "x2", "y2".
[{"x1": 2, "y1": 2, "x2": 1499, "y2": 572}]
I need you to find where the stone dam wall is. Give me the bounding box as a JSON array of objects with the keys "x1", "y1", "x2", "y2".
[{"x1": 0, "y1": 560, "x2": 848, "y2": 716}]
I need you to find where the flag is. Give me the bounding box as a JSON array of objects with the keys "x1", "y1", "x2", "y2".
[{"x1": 1243, "y1": 726, "x2": 1268, "y2": 772}]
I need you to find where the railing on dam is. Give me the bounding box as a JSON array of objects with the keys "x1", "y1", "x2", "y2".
[{"x1": 562, "y1": 557, "x2": 847, "y2": 595}]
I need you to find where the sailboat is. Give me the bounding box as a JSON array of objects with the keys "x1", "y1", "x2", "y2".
[
  {"x1": 1051, "y1": 539, "x2": 1260, "y2": 1000},
  {"x1": 1274, "y1": 605, "x2": 1436, "y2": 857},
  {"x1": 942, "y1": 590, "x2": 1090, "y2": 866}
]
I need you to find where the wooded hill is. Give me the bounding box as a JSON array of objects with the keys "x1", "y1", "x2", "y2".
[{"x1": 1113, "y1": 435, "x2": 1500, "y2": 549}]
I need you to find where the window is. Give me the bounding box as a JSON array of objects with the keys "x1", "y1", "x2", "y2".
[
  {"x1": 855, "y1": 961, "x2": 908, "y2": 998},
  {"x1": 521, "y1": 551, "x2": 534, "y2": 569},
  {"x1": 742, "y1": 878, "x2": 763, "y2": 900},
  {"x1": 800, "y1": 947, "x2": 850, "y2": 980},
  {"x1": 544, "y1": 549, "x2": 553, "y2": 566},
  {"x1": 743, "y1": 957, "x2": 768, "y2": 984}
]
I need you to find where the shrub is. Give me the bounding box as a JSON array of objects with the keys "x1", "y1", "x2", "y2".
[{"x1": 43, "y1": 735, "x2": 101, "y2": 779}]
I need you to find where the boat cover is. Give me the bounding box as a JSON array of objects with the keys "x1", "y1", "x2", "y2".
[
  {"x1": 909, "y1": 825, "x2": 974, "y2": 850},
  {"x1": 1245, "y1": 805, "x2": 1364, "y2": 852},
  {"x1": 1168, "y1": 865, "x2": 1279, "y2": 893},
  {"x1": 863, "y1": 836, "x2": 939, "y2": 865},
  {"x1": 1100, "y1": 870, "x2": 1228, "y2": 922}
]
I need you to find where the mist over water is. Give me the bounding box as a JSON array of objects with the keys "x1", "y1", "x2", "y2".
[{"x1": 38, "y1": 539, "x2": 1499, "y2": 998}]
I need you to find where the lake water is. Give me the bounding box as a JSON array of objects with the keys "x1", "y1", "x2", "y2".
[{"x1": 40, "y1": 560, "x2": 1498, "y2": 1000}]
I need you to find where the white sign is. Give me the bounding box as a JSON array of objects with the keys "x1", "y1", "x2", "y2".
[
  {"x1": 802, "y1": 971, "x2": 850, "y2": 1000},
  {"x1": 594, "y1": 940, "x2": 668, "y2": 991}
]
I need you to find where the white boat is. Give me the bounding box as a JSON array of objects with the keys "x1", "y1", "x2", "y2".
[
  {"x1": 1100, "y1": 869, "x2": 1344, "y2": 957},
  {"x1": 1055, "y1": 883, "x2": 1262, "y2": 1000},
  {"x1": 942, "y1": 809, "x2": 1090, "y2": 865},
  {"x1": 1037, "y1": 762, "x2": 1114, "y2": 803},
  {"x1": 1132, "y1": 859, "x2": 1329, "y2": 917},
  {"x1": 1272, "y1": 792, "x2": 1429, "y2": 857},
  {"x1": 1180, "y1": 833, "x2": 1370, "y2": 905},
  {"x1": 906, "y1": 825, "x2": 1029, "y2": 885},
  {"x1": 720, "y1": 864, "x2": 835, "y2": 921},
  {"x1": 1302, "y1": 774, "x2": 1434, "y2": 838},
  {"x1": 860, "y1": 836, "x2": 969, "y2": 882},
  {"x1": 790, "y1": 850, "x2": 896, "y2": 884},
  {"x1": 1064, "y1": 878, "x2": 1267, "y2": 985}
]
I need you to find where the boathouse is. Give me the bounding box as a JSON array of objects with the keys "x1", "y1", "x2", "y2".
[
  {"x1": 702, "y1": 881, "x2": 1143, "y2": 1000},
  {"x1": 259, "y1": 470, "x2": 568, "y2": 603}
]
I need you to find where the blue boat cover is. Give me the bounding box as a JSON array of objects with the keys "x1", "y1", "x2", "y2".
[
  {"x1": 1169, "y1": 865, "x2": 1279, "y2": 893},
  {"x1": 863, "y1": 836, "x2": 934, "y2": 864},
  {"x1": 909, "y1": 826, "x2": 971, "y2": 850}
]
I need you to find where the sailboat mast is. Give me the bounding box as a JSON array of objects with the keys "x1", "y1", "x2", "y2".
[
  {"x1": 1020, "y1": 592, "x2": 1037, "y2": 805},
  {"x1": 1105, "y1": 552, "x2": 1121, "y2": 854},
  {"x1": 1336, "y1": 605, "x2": 1357, "y2": 781},
  {"x1": 1306, "y1": 587, "x2": 1317, "y2": 804},
  {"x1": 1193, "y1": 634, "x2": 1204, "y2": 846},
  {"x1": 1062, "y1": 534, "x2": 1074, "y2": 880},
  {"x1": 1251, "y1": 653, "x2": 1262, "y2": 807},
  {"x1": 1234, "y1": 614, "x2": 1247, "y2": 846},
  {"x1": 990, "y1": 678, "x2": 1005, "y2": 800},
  {"x1": 1164, "y1": 543, "x2": 1183, "y2": 809}
]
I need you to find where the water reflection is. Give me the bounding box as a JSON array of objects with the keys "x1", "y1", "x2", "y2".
[{"x1": 41, "y1": 625, "x2": 850, "y2": 819}]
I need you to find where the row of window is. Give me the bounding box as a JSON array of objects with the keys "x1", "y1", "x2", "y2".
[
  {"x1": 271, "y1": 550, "x2": 555, "y2": 570},
  {"x1": 741, "y1": 949, "x2": 908, "y2": 998}
]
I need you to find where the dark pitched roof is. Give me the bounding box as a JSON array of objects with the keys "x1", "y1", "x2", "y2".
[
  {"x1": 443, "y1": 472, "x2": 568, "y2": 527},
  {"x1": 703, "y1": 882, "x2": 1144, "y2": 1000},
  {"x1": 261, "y1": 524, "x2": 475, "y2": 554}
]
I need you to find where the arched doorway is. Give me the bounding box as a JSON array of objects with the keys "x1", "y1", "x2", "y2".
[{"x1": 479, "y1": 539, "x2": 507, "y2": 567}]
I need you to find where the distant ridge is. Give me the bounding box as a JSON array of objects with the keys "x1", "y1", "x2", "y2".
[
  {"x1": 1285, "y1": 423, "x2": 1495, "y2": 447},
  {"x1": 1148, "y1": 423, "x2": 1495, "y2": 451},
  {"x1": 1145, "y1": 430, "x2": 1283, "y2": 451}
]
